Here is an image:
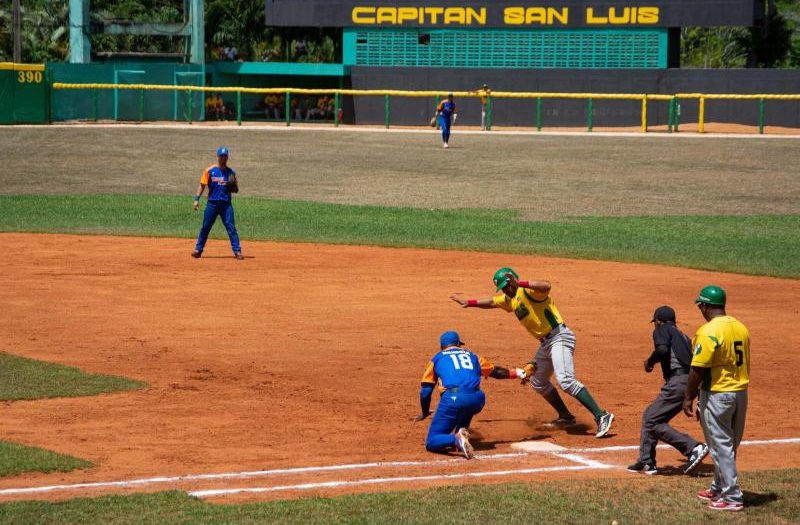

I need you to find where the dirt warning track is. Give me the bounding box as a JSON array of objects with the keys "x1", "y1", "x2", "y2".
[{"x1": 2, "y1": 233, "x2": 799, "y2": 502}]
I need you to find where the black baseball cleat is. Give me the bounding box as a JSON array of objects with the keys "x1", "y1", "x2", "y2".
[
  {"x1": 191, "y1": 250, "x2": 202, "y2": 258},
  {"x1": 595, "y1": 412, "x2": 614, "y2": 438},
  {"x1": 627, "y1": 461, "x2": 657, "y2": 475},
  {"x1": 683, "y1": 443, "x2": 709, "y2": 475},
  {"x1": 234, "y1": 252, "x2": 244, "y2": 260}
]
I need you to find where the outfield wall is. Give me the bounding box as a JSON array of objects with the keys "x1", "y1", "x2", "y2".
[{"x1": 350, "y1": 67, "x2": 800, "y2": 128}]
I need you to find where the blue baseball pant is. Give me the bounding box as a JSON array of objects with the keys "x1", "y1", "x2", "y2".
[
  {"x1": 439, "y1": 116, "x2": 452, "y2": 143},
  {"x1": 426, "y1": 388, "x2": 485, "y2": 451},
  {"x1": 195, "y1": 200, "x2": 241, "y2": 253}
]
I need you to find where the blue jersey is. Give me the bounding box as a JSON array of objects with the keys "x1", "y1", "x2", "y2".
[
  {"x1": 200, "y1": 164, "x2": 236, "y2": 202},
  {"x1": 437, "y1": 100, "x2": 457, "y2": 121},
  {"x1": 421, "y1": 347, "x2": 493, "y2": 390}
]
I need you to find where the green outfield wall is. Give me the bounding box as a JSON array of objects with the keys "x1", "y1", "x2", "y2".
[{"x1": 0, "y1": 63, "x2": 48, "y2": 124}]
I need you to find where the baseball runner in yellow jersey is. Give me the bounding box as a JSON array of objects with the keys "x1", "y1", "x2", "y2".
[
  {"x1": 683, "y1": 285, "x2": 750, "y2": 512},
  {"x1": 450, "y1": 267, "x2": 615, "y2": 438}
]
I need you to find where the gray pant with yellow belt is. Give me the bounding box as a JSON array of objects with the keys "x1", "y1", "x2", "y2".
[
  {"x1": 699, "y1": 389, "x2": 748, "y2": 504},
  {"x1": 638, "y1": 372, "x2": 700, "y2": 465}
]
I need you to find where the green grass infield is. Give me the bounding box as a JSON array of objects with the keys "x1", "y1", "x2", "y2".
[
  {"x1": 1, "y1": 195, "x2": 799, "y2": 278},
  {"x1": 0, "y1": 441, "x2": 92, "y2": 478},
  {"x1": 0, "y1": 469, "x2": 797, "y2": 524},
  {"x1": 0, "y1": 352, "x2": 146, "y2": 401}
]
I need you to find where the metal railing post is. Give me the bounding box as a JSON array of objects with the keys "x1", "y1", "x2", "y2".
[
  {"x1": 188, "y1": 88, "x2": 193, "y2": 124},
  {"x1": 285, "y1": 91, "x2": 291, "y2": 127},
  {"x1": 758, "y1": 98, "x2": 765, "y2": 135},
  {"x1": 236, "y1": 91, "x2": 242, "y2": 126},
  {"x1": 139, "y1": 88, "x2": 144, "y2": 122},
  {"x1": 486, "y1": 95, "x2": 492, "y2": 131},
  {"x1": 384, "y1": 94, "x2": 390, "y2": 129},
  {"x1": 698, "y1": 96, "x2": 705, "y2": 134},
  {"x1": 334, "y1": 92, "x2": 340, "y2": 127},
  {"x1": 587, "y1": 97, "x2": 593, "y2": 132},
  {"x1": 667, "y1": 97, "x2": 675, "y2": 133},
  {"x1": 92, "y1": 88, "x2": 98, "y2": 122},
  {"x1": 641, "y1": 96, "x2": 647, "y2": 133},
  {"x1": 536, "y1": 97, "x2": 542, "y2": 131}
]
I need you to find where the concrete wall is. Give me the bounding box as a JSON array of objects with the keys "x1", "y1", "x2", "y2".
[{"x1": 349, "y1": 67, "x2": 800, "y2": 128}]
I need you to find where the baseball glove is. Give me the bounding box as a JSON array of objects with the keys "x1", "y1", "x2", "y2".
[
  {"x1": 520, "y1": 361, "x2": 537, "y2": 384},
  {"x1": 429, "y1": 116, "x2": 437, "y2": 127},
  {"x1": 226, "y1": 174, "x2": 239, "y2": 193}
]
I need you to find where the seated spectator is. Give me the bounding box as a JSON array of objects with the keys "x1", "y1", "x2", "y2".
[
  {"x1": 205, "y1": 92, "x2": 226, "y2": 121},
  {"x1": 264, "y1": 93, "x2": 281, "y2": 120},
  {"x1": 224, "y1": 46, "x2": 238, "y2": 61},
  {"x1": 306, "y1": 96, "x2": 327, "y2": 120}
]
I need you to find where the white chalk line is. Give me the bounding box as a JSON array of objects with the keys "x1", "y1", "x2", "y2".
[
  {"x1": 0, "y1": 452, "x2": 527, "y2": 497},
  {"x1": 1, "y1": 437, "x2": 797, "y2": 498},
  {"x1": 9, "y1": 123, "x2": 800, "y2": 139},
  {"x1": 189, "y1": 464, "x2": 609, "y2": 498}
]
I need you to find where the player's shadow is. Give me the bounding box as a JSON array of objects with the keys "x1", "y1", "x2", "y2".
[{"x1": 743, "y1": 490, "x2": 779, "y2": 507}]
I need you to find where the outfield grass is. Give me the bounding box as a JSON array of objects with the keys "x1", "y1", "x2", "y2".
[
  {"x1": 0, "y1": 441, "x2": 92, "y2": 478},
  {"x1": 1, "y1": 195, "x2": 798, "y2": 278},
  {"x1": 0, "y1": 352, "x2": 146, "y2": 401},
  {"x1": 0, "y1": 469, "x2": 796, "y2": 525}
]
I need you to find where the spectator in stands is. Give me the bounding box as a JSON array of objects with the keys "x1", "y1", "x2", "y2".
[
  {"x1": 224, "y1": 46, "x2": 238, "y2": 61},
  {"x1": 306, "y1": 96, "x2": 327, "y2": 120}
]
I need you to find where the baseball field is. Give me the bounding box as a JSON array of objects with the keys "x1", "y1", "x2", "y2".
[{"x1": 1, "y1": 125, "x2": 799, "y2": 524}]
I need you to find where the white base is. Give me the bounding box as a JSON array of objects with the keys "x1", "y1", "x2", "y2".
[{"x1": 510, "y1": 441, "x2": 567, "y2": 452}]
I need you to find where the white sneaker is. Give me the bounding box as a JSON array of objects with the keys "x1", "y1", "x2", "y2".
[
  {"x1": 455, "y1": 428, "x2": 474, "y2": 459},
  {"x1": 443, "y1": 143, "x2": 449, "y2": 148}
]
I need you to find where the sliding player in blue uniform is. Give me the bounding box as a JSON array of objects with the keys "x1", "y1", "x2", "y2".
[{"x1": 414, "y1": 330, "x2": 528, "y2": 458}]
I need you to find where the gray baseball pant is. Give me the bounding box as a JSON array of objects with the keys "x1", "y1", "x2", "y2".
[
  {"x1": 699, "y1": 389, "x2": 748, "y2": 504},
  {"x1": 530, "y1": 325, "x2": 585, "y2": 397},
  {"x1": 638, "y1": 374, "x2": 700, "y2": 465}
]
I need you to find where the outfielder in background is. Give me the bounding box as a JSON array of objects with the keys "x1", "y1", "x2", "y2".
[
  {"x1": 451, "y1": 267, "x2": 615, "y2": 438},
  {"x1": 192, "y1": 146, "x2": 243, "y2": 260},
  {"x1": 414, "y1": 330, "x2": 529, "y2": 459},
  {"x1": 627, "y1": 305, "x2": 708, "y2": 475},
  {"x1": 683, "y1": 285, "x2": 750, "y2": 512},
  {"x1": 431, "y1": 93, "x2": 457, "y2": 148}
]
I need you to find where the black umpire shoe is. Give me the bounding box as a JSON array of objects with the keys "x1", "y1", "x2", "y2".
[{"x1": 627, "y1": 461, "x2": 657, "y2": 475}]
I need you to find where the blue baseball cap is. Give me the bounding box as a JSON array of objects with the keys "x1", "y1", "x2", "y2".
[
  {"x1": 216, "y1": 146, "x2": 229, "y2": 157},
  {"x1": 439, "y1": 331, "x2": 463, "y2": 348}
]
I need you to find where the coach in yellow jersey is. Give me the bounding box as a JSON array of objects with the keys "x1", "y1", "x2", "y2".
[{"x1": 683, "y1": 285, "x2": 750, "y2": 512}]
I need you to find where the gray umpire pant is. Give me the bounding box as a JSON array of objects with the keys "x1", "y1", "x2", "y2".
[
  {"x1": 699, "y1": 389, "x2": 748, "y2": 504},
  {"x1": 638, "y1": 374, "x2": 700, "y2": 465}
]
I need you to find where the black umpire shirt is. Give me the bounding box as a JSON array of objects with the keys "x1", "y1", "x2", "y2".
[{"x1": 646, "y1": 323, "x2": 693, "y2": 382}]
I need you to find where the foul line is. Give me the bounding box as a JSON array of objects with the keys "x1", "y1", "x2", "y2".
[
  {"x1": 1, "y1": 437, "x2": 797, "y2": 498},
  {"x1": 0, "y1": 453, "x2": 526, "y2": 497},
  {"x1": 189, "y1": 464, "x2": 610, "y2": 498}
]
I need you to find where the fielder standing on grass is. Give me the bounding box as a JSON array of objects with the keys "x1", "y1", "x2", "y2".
[
  {"x1": 683, "y1": 285, "x2": 750, "y2": 512},
  {"x1": 413, "y1": 330, "x2": 529, "y2": 459},
  {"x1": 627, "y1": 305, "x2": 708, "y2": 475},
  {"x1": 450, "y1": 268, "x2": 615, "y2": 438},
  {"x1": 431, "y1": 93, "x2": 457, "y2": 148},
  {"x1": 192, "y1": 146, "x2": 244, "y2": 260}
]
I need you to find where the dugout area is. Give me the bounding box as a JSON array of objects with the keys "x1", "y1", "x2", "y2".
[{"x1": 1, "y1": 232, "x2": 799, "y2": 502}]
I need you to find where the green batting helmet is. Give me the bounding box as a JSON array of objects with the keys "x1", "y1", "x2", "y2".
[
  {"x1": 493, "y1": 267, "x2": 519, "y2": 291},
  {"x1": 695, "y1": 285, "x2": 726, "y2": 306}
]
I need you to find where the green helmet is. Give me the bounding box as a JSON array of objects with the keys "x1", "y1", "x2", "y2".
[
  {"x1": 695, "y1": 285, "x2": 726, "y2": 306},
  {"x1": 493, "y1": 267, "x2": 519, "y2": 291}
]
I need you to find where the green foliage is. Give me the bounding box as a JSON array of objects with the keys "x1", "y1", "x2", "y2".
[
  {"x1": 0, "y1": 441, "x2": 92, "y2": 478},
  {"x1": 0, "y1": 469, "x2": 798, "y2": 524},
  {"x1": 1, "y1": 195, "x2": 799, "y2": 279},
  {"x1": 0, "y1": 352, "x2": 146, "y2": 401},
  {"x1": 0, "y1": 0, "x2": 69, "y2": 62}
]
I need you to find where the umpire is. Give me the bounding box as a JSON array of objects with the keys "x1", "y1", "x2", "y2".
[{"x1": 627, "y1": 305, "x2": 708, "y2": 475}]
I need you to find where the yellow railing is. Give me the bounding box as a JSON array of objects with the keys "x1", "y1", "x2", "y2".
[{"x1": 51, "y1": 82, "x2": 800, "y2": 133}]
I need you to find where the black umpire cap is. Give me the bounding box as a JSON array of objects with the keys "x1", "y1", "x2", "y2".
[{"x1": 651, "y1": 305, "x2": 676, "y2": 323}]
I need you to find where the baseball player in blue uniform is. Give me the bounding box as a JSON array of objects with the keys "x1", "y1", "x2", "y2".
[
  {"x1": 432, "y1": 93, "x2": 457, "y2": 148},
  {"x1": 191, "y1": 146, "x2": 243, "y2": 260},
  {"x1": 414, "y1": 330, "x2": 527, "y2": 458}
]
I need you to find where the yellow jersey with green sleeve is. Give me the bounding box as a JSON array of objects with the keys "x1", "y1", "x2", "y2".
[
  {"x1": 492, "y1": 287, "x2": 564, "y2": 340},
  {"x1": 691, "y1": 315, "x2": 750, "y2": 392}
]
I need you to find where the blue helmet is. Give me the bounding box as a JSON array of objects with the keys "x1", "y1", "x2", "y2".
[{"x1": 216, "y1": 146, "x2": 229, "y2": 157}]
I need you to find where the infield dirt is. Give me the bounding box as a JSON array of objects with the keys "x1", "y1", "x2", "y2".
[{"x1": 1, "y1": 233, "x2": 799, "y2": 502}]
